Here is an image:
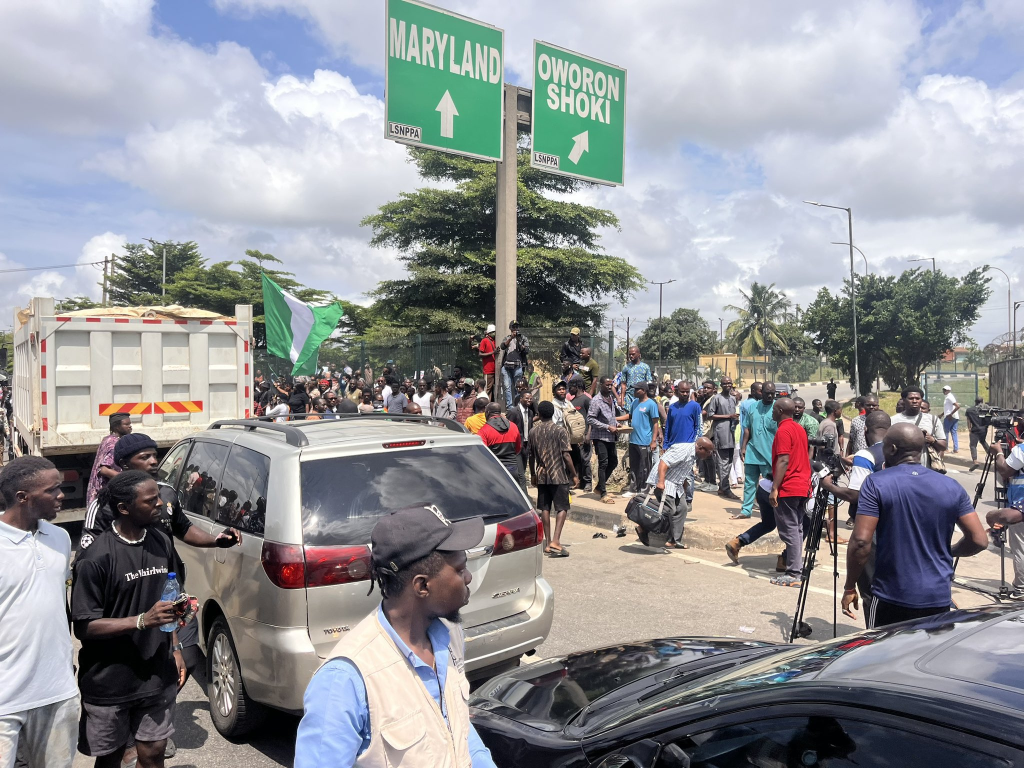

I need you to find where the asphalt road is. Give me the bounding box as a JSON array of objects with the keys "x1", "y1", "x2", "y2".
[{"x1": 71, "y1": 456, "x2": 1009, "y2": 768}]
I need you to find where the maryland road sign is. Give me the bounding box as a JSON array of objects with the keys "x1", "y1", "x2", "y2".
[
  {"x1": 385, "y1": 0, "x2": 504, "y2": 162},
  {"x1": 531, "y1": 41, "x2": 626, "y2": 186}
]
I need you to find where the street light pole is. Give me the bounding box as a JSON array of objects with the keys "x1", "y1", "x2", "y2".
[
  {"x1": 908, "y1": 257, "x2": 936, "y2": 273},
  {"x1": 989, "y1": 266, "x2": 1012, "y2": 344},
  {"x1": 831, "y1": 242, "x2": 868, "y2": 275},
  {"x1": 804, "y1": 201, "x2": 861, "y2": 395},
  {"x1": 1015, "y1": 301, "x2": 1023, "y2": 358},
  {"x1": 649, "y1": 279, "x2": 676, "y2": 369}
]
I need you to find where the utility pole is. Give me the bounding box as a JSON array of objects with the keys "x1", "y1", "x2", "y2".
[
  {"x1": 649, "y1": 279, "x2": 676, "y2": 369},
  {"x1": 494, "y1": 85, "x2": 531, "y2": 405},
  {"x1": 102, "y1": 256, "x2": 109, "y2": 306}
]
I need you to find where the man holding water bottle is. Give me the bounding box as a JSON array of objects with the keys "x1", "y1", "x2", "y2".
[{"x1": 72, "y1": 470, "x2": 186, "y2": 768}]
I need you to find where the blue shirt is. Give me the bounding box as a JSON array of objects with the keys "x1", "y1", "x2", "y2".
[
  {"x1": 1005, "y1": 444, "x2": 1024, "y2": 512},
  {"x1": 294, "y1": 606, "x2": 497, "y2": 768},
  {"x1": 739, "y1": 396, "x2": 757, "y2": 433},
  {"x1": 663, "y1": 400, "x2": 701, "y2": 449},
  {"x1": 857, "y1": 463, "x2": 975, "y2": 609},
  {"x1": 629, "y1": 398, "x2": 660, "y2": 446}
]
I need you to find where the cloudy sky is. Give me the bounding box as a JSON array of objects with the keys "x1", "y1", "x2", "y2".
[{"x1": 2, "y1": 0, "x2": 1022, "y2": 347}]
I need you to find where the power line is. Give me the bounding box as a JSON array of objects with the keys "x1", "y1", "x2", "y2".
[{"x1": 0, "y1": 260, "x2": 105, "y2": 275}]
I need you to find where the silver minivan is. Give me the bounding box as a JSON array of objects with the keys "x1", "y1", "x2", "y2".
[{"x1": 157, "y1": 415, "x2": 554, "y2": 737}]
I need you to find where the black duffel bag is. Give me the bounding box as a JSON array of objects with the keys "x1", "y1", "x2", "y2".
[{"x1": 625, "y1": 487, "x2": 669, "y2": 536}]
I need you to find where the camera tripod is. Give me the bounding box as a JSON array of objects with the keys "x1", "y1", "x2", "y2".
[
  {"x1": 790, "y1": 467, "x2": 841, "y2": 642},
  {"x1": 953, "y1": 440, "x2": 1012, "y2": 601}
]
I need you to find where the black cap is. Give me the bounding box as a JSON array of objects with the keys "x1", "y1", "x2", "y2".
[
  {"x1": 509, "y1": 320, "x2": 519, "y2": 329},
  {"x1": 371, "y1": 505, "x2": 484, "y2": 574},
  {"x1": 114, "y1": 433, "x2": 158, "y2": 465}
]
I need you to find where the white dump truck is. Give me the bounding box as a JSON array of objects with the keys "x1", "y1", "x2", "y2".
[{"x1": 11, "y1": 297, "x2": 254, "y2": 524}]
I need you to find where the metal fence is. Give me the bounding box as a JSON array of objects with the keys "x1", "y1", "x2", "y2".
[
  {"x1": 923, "y1": 372, "x2": 979, "y2": 411},
  {"x1": 253, "y1": 327, "x2": 612, "y2": 392},
  {"x1": 989, "y1": 359, "x2": 1024, "y2": 411}
]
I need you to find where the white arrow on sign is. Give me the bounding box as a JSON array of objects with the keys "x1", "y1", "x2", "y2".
[
  {"x1": 568, "y1": 131, "x2": 589, "y2": 164},
  {"x1": 436, "y1": 90, "x2": 459, "y2": 139}
]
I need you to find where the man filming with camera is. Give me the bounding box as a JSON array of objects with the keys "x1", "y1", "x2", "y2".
[
  {"x1": 842, "y1": 423, "x2": 989, "y2": 627},
  {"x1": 985, "y1": 437, "x2": 1024, "y2": 600}
]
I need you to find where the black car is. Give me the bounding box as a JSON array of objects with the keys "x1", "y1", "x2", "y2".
[{"x1": 471, "y1": 606, "x2": 1024, "y2": 767}]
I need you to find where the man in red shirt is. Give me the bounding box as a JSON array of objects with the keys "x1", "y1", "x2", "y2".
[
  {"x1": 477, "y1": 324, "x2": 497, "y2": 401},
  {"x1": 478, "y1": 402, "x2": 526, "y2": 492},
  {"x1": 768, "y1": 397, "x2": 812, "y2": 588}
]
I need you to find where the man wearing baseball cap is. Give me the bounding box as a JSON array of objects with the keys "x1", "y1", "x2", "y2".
[
  {"x1": 560, "y1": 326, "x2": 583, "y2": 370},
  {"x1": 295, "y1": 506, "x2": 496, "y2": 767},
  {"x1": 942, "y1": 385, "x2": 961, "y2": 454}
]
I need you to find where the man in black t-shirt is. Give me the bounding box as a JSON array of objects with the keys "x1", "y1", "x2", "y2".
[
  {"x1": 80, "y1": 433, "x2": 240, "y2": 686},
  {"x1": 287, "y1": 381, "x2": 310, "y2": 414},
  {"x1": 72, "y1": 471, "x2": 185, "y2": 766}
]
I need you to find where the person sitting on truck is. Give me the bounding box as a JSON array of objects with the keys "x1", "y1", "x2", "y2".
[{"x1": 85, "y1": 412, "x2": 132, "y2": 508}]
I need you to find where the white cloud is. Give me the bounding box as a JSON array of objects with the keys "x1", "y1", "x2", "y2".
[
  {"x1": 92, "y1": 69, "x2": 420, "y2": 230},
  {"x1": 0, "y1": 0, "x2": 265, "y2": 136},
  {"x1": 761, "y1": 75, "x2": 1024, "y2": 226}
]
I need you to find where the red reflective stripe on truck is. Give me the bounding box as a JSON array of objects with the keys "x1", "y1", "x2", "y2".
[
  {"x1": 115, "y1": 318, "x2": 129, "y2": 324},
  {"x1": 143, "y1": 319, "x2": 162, "y2": 325},
  {"x1": 86, "y1": 317, "x2": 101, "y2": 323},
  {"x1": 42, "y1": 418, "x2": 48, "y2": 431},
  {"x1": 41, "y1": 392, "x2": 47, "y2": 405},
  {"x1": 244, "y1": 341, "x2": 249, "y2": 353},
  {"x1": 40, "y1": 339, "x2": 46, "y2": 353},
  {"x1": 40, "y1": 366, "x2": 46, "y2": 379}
]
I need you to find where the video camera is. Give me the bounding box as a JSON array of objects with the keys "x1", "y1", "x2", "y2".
[
  {"x1": 979, "y1": 406, "x2": 1023, "y2": 454},
  {"x1": 808, "y1": 434, "x2": 843, "y2": 477}
]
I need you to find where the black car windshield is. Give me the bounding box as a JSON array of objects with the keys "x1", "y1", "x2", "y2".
[
  {"x1": 599, "y1": 633, "x2": 879, "y2": 732},
  {"x1": 470, "y1": 640, "x2": 777, "y2": 731},
  {"x1": 300, "y1": 444, "x2": 531, "y2": 545}
]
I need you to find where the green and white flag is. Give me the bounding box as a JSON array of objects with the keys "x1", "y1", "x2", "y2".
[{"x1": 261, "y1": 273, "x2": 344, "y2": 377}]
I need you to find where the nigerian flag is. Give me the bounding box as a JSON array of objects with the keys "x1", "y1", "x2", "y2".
[{"x1": 261, "y1": 273, "x2": 344, "y2": 376}]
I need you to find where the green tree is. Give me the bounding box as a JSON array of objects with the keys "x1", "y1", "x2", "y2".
[
  {"x1": 55, "y1": 296, "x2": 101, "y2": 312},
  {"x1": 108, "y1": 240, "x2": 204, "y2": 305},
  {"x1": 362, "y1": 143, "x2": 645, "y2": 333},
  {"x1": 724, "y1": 282, "x2": 792, "y2": 356},
  {"x1": 636, "y1": 308, "x2": 717, "y2": 362},
  {"x1": 803, "y1": 268, "x2": 990, "y2": 392}
]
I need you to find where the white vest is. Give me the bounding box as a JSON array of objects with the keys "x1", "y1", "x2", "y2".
[{"x1": 327, "y1": 611, "x2": 473, "y2": 768}]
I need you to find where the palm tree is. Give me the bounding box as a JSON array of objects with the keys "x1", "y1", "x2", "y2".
[{"x1": 724, "y1": 282, "x2": 792, "y2": 357}]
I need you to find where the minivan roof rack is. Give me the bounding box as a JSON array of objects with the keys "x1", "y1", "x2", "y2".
[{"x1": 208, "y1": 413, "x2": 469, "y2": 445}]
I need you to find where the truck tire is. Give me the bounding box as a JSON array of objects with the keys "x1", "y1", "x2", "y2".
[{"x1": 207, "y1": 616, "x2": 266, "y2": 738}]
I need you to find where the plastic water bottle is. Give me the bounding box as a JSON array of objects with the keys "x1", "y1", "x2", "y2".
[{"x1": 160, "y1": 573, "x2": 180, "y2": 633}]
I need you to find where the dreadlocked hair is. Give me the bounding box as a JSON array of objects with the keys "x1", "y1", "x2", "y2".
[
  {"x1": 98, "y1": 470, "x2": 153, "y2": 515},
  {"x1": 367, "y1": 551, "x2": 448, "y2": 599}
]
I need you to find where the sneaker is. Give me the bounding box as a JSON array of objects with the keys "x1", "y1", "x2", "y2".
[
  {"x1": 1007, "y1": 589, "x2": 1024, "y2": 601},
  {"x1": 718, "y1": 489, "x2": 741, "y2": 501},
  {"x1": 969, "y1": 464, "x2": 978, "y2": 472},
  {"x1": 621, "y1": 491, "x2": 635, "y2": 498},
  {"x1": 164, "y1": 739, "x2": 176, "y2": 759}
]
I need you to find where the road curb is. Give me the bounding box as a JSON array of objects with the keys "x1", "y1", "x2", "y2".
[{"x1": 566, "y1": 494, "x2": 783, "y2": 554}]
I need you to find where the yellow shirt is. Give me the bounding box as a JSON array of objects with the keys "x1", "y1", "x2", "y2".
[{"x1": 465, "y1": 413, "x2": 487, "y2": 434}]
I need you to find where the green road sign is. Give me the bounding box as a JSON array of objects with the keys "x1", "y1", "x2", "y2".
[
  {"x1": 385, "y1": 0, "x2": 504, "y2": 162},
  {"x1": 531, "y1": 41, "x2": 626, "y2": 186}
]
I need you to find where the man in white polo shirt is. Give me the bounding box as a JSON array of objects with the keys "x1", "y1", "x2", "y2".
[{"x1": 0, "y1": 456, "x2": 78, "y2": 768}]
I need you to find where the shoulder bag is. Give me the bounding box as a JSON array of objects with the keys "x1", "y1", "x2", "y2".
[{"x1": 916, "y1": 413, "x2": 947, "y2": 474}]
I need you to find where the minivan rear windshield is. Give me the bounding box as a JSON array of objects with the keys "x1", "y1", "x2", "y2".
[{"x1": 300, "y1": 444, "x2": 532, "y2": 546}]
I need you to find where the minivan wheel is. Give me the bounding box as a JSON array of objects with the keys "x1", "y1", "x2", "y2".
[{"x1": 207, "y1": 617, "x2": 265, "y2": 738}]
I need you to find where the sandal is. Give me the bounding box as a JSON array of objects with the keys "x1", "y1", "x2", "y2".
[
  {"x1": 601, "y1": 496, "x2": 617, "y2": 504},
  {"x1": 770, "y1": 574, "x2": 803, "y2": 588},
  {"x1": 548, "y1": 546, "x2": 570, "y2": 558}
]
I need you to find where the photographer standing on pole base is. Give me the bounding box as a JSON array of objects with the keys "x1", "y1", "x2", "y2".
[
  {"x1": 985, "y1": 440, "x2": 1024, "y2": 600},
  {"x1": 842, "y1": 424, "x2": 988, "y2": 627}
]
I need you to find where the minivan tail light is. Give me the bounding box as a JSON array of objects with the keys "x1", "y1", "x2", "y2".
[
  {"x1": 383, "y1": 440, "x2": 426, "y2": 449},
  {"x1": 493, "y1": 510, "x2": 543, "y2": 555},
  {"x1": 305, "y1": 545, "x2": 372, "y2": 587},
  {"x1": 261, "y1": 541, "x2": 306, "y2": 589}
]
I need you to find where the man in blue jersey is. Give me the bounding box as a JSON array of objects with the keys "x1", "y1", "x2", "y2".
[{"x1": 842, "y1": 423, "x2": 988, "y2": 627}]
